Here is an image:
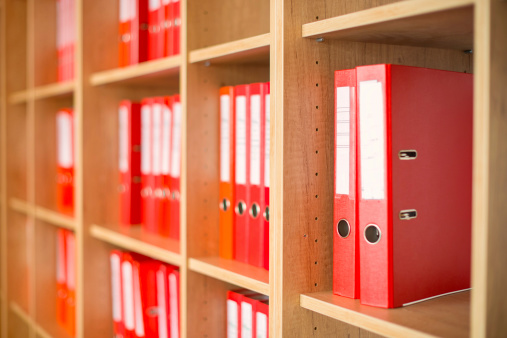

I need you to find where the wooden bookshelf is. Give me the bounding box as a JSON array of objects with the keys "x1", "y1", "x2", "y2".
[{"x1": 1, "y1": 0, "x2": 506, "y2": 337}]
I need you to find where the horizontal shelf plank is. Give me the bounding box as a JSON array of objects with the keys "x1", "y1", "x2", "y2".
[
  {"x1": 90, "y1": 224, "x2": 182, "y2": 266},
  {"x1": 9, "y1": 302, "x2": 58, "y2": 338},
  {"x1": 34, "y1": 206, "x2": 76, "y2": 230},
  {"x1": 9, "y1": 90, "x2": 30, "y2": 105},
  {"x1": 189, "y1": 33, "x2": 270, "y2": 64},
  {"x1": 90, "y1": 55, "x2": 181, "y2": 86},
  {"x1": 300, "y1": 290, "x2": 470, "y2": 338},
  {"x1": 302, "y1": 0, "x2": 473, "y2": 50},
  {"x1": 8, "y1": 81, "x2": 75, "y2": 104},
  {"x1": 188, "y1": 257, "x2": 269, "y2": 295},
  {"x1": 8, "y1": 198, "x2": 32, "y2": 215}
]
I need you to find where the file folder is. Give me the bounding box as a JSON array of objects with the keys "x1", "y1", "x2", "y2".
[
  {"x1": 148, "y1": 0, "x2": 164, "y2": 60},
  {"x1": 226, "y1": 290, "x2": 258, "y2": 338},
  {"x1": 160, "y1": 96, "x2": 173, "y2": 237},
  {"x1": 333, "y1": 69, "x2": 359, "y2": 299},
  {"x1": 56, "y1": 229, "x2": 68, "y2": 328},
  {"x1": 263, "y1": 84, "x2": 270, "y2": 270},
  {"x1": 172, "y1": 0, "x2": 180, "y2": 55},
  {"x1": 151, "y1": 98, "x2": 164, "y2": 234},
  {"x1": 357, "y1": 64, "x2": 473, "y2": 308},
  {"x1": 141, "y1": 99, "x2": 156, "y2": 233},
  {"x1": 139, "y1": 260, "x2": 169, "y2": 338},
  {"x1": 119, "y1": 101, "x2": 142, "y2": 225},
  {"x1": 110, "y1": 250, "x2": 125, "y2": 338},
  {"x1": 255, "y1": 300, "x2": 269, "y2": 338},
  {"x1": 162, "y1": 0, "x2": 174, "y2": 57},
  {"x1": 56, "y1": 108, "x2": 74, "y2": 216},
  {"x1": 219, "y1": 86, "x2": 235, "y2": 259},
  {"x1": 121, "y1": 253, "x2": 137, "y2": 338},
  {"x1": 64, "y1": 231, "x2": 76, "y2": 336},
  {"x1": 168, "y1": 267, "x2": 180, "y2": 338},
  {"x1": 168, "y1": 94, "x2": 182, "y2": 240}
]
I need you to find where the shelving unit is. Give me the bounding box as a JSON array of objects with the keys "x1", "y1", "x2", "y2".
[{"x1": 1, "y1": 0, "x2": 506, "y2": 337}]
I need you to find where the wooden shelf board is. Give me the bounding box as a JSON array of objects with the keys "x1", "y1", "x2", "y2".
[
  {"x1": 189, "y1": 33, "x2": 270, "y2": 65},
  {"x1": 8, "y1": 198, "x2": 32, "y2": 215},
  {"x1": 90, "y1": 224, "x2": 182, "y2": 266},
  {"x1": 33, "y1": 81, "x2": 75, "y2": 101},
  {"x1": 34, "y1": 206, "x2": 76, "y2": 230},
  {"x1": 9, "y1": 90, "x2": 30, "y2": 105},
  {"x1": 300, "y1": 290, "x2": 470, "y2": 338},
  {"x1": 188, "y1": 257, "x2": 269, "y2": 295},
  {"x1": 302, "y1": 0, "x2": 474, "y2": 50},
  {"x1": 9, "y1": 302, "x2": 59, "y2": 338},
  {"x1": 90, "y1": 55, "x2": 181, "y2": 86}
]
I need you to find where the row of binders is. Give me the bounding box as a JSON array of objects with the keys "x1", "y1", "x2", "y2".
[
  {"x1": 333, "y1": 64, "x2": 473, "y2": 308},
  {"x1": 56, "y1": 108, "x2": 75, "y2": 215},
  {"x1": 57, "y1": 0, "x2": 75, "y2": 81},
  {"x1": 227, "y1": 290, "x2": 269, "y2": 338},
  {"x1": 219, "y1": 83, "x2": 270, "y2": 270},
  {"x1": 119, "y1": 96, "x2": 182, "y2": 239},
  {"x1": 110, "y1": 250, "x2": 180, "y2": 338},
  {"x1": 56, "y1": 229, "x2": 76, "y2": 336},
  {"x1": 119, "y1": 0, "x2": 181, "y2": 67}
]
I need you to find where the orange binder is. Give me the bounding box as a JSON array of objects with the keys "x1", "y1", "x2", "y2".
[
  {"x1": 56, "y1": 229, "x2": 67, "y2": 328},
  {"x1": 56, "y1": 108, "x2": 74, "y2": 216},
  {"x1": 64, "y1": 230, "x2": 76, "y2": 336},
  {"x1": 219, "y1": 86, "x2": 235, "y2": 259}
]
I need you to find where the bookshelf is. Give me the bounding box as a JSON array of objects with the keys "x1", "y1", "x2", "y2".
[{"x1": 1, "y1": 0, "x2": 506, "y2": 337}]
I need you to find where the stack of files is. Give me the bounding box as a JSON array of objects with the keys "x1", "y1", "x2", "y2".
[
  {"x1": 119, "y1": 0, "x2": 180, "y2": 67},
  {"x1": 110, "y1": 250, "x2": 180, "y2": 338},
  {"x1": 56, "y1": 108, "x2": 75, "y2": 216},
  {"x1": 137, "y1": 95, "x2": 181, "y2": 239},
  {"x1": 227, "y1": 290, "x2": 268, "y2": 338},
  {"x1": 332, "y1": 64, "x2": 473, "y2": 308},
  {"x1": 56, "y1": 0, "x2": 75, "y2": 81},
  {"x1": 56, "y1": 229, "x2": 76, "y2": 336},
  {"x1": 218, "y1": 82, "x2": 270, "y2": 270}
]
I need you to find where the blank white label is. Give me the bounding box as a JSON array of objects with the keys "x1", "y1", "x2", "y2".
[
  {"x1": 170, "y1": 102, "x2": 182, "y2": 178},
  {"x1": 134, "y1": 265, "x2": 145, "y2": 336},
  {"x1": 235, "y1": 96, "x2": 247, "y2": 185},
  {"x1": 57, "y1": 112, "x2": 73, "y2": 168},
  {"x1": 359, "y1": 80, "x2": 385, "y2": 200},
  {"x1": 241, "y1": 302, "x2": 253, "y2": 338},
  {"x1": 256, "y1": 312, "x2": 268, "y2": 338},
  {"x1": 110, "y1": 254, "x2": 122, "y2": 322},
  {"x1": 149, "y1": 0, "x2": 160, "y2": 10},
  {"x1": 169, "y1": 274, "x2": 178, "y2": 338},
  {"x1": 161, "y1": 105, "x2": 172, "y2": 175},
  {"x1": 152, "y1": 104, "x2": 162, "y2": 175},
  {"x1": 265, "y1": 94, "x2": 270, "y2": 188},
  {"x1": 141, "y1": 105, "x2": 151, "y2": 174},
  {"x1": 120, "y1": 0, "x2": 129, "y2": 21},
  {"x1": 56, "y1": 232, "x2": 65, "y2": 284},
  {"x1": 65, "y1": 233, "x2": 75, "y2": 289},
  {"x1": 162, "y1": 0, "x2": 170, "y2": 5},
  {"x1": 122, "y1": 261, "x2": 134, "y2": 331},
  {"x1": 250, "y1": 95, "x2": 261, "y2": 186},
  {"x1": 335, "y1": 87, "x2": 351, "y2": 195},
  {"x1": 220, "y1": 95, "x2": 231, "y2": 182},
  {"x1": 119, "y1": 106, "x2": 129, "y2": 173},
  {"x1": 227, "y1": 300, "x2": 238, "y2": 338},
  {"x1": 156, "y1": 270, "x2": 168, "y2": 338}
]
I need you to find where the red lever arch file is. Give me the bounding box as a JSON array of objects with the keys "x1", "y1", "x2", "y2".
[
  {"x1": 219, "y1": 86, "x2": 235, "y2": 260},
  {"x1": 159, "y1": 96, "x2": 173, "y2": 237},
  {"x1": 148, "y1": 0, "x2": 164, "y2": 60},
  {"x1": 56, "y1": 229, "x2": 68, "y2": 328},
  {"x1": 333, "y1": 69, "x2": 359, "y2": 299},
  {"x1": 141, "y1": 99, "x2": 157, "y2": 233},
  {"x1": 56, "y1": 108, "x2": 74, "y2": 216},
  {"x1": 119, "y1": 101, "x2": 142, "y2": 225},
  {"x1": 168, "y1": 95, "x2": 182, "y2": 240},
  {"x1": 357, "y1": 64, "x2": 473, "y2": 308},
  {"x1": 233, "y1": 85, "x2": 250, "y2": 263},
  {"x1": 172, "y1": 0, "x2": 180, "y2": 55},
  {"x1": 110, "y1": 250, "x2": 126, "y2": 338},
  {"x1": 151, "y1": 98, "x2": 164, "y2": 235},
  {"x1": 64, "y1": 231, "x2": 76, "y2": 336},
  {"x1": 262, "y1": 84, "x2": 270, "y2": 270}
]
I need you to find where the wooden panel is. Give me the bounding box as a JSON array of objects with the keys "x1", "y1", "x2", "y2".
[
  {"x1": 189, "y1": 33, "x2": 270, "y2": 65},
  {"x1": 3, "y1": 0, "x2": 27, "y2": 94},
  {"x1": 8, "y1": 303, "x2": 31, "y2": 338},
  {"x1": 6, "y1": 105, "x2": 28, "y2": 201},
  {"x1": 33, "y1": 0, "x2": 58, "y2": 86},
  {"x1": 471, "y1": 0, "x2": 507, "y2": 337},
  {"x1": 187, "y1": 0, "x2": 270, "y2": 50},
  {"x1": 90, "y1": 224, "x2": 182, "y2": 266},
  {"x1": 302, "y1": 0, "x2": 473, "y2": 50},
  {"x1": 301, "y1": 291, "x2": 469, "y2": 338},
  {"x1": 188, "y1": 257, "x2": 269, "y2": 295},
  {"x1": 272, "y1": 0, "x2": 473, "y2": 337}
]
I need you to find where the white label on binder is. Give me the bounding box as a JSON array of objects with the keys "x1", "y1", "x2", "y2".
[
  {"x1": 170, "y1": 102, "x2": 182, "y2": 178},
  {"x1": 161, "y1": 105, "x2": 172, "y2": 175},
  {"x1": 56, "y1": 232, "x2": 65, "y2": 284},
  {"x1": 65, "y1": 233, "x2": 75, "y2": 290},
  {"x1": 162, "y1": 0, "x2": 170, "y2": 5},
  {"x1": 149, "y1": 0, "x2": 161, "y2": 11},
  {"x1": 256, "y1": 312, "x2": 268, "y2": 338},
  {"x1": 359, "y1": 80, "x2": 385, "y2": 200},
  {"x1": 156, "y1": 270, "x2": 168, "y2": 338},
  {"x1": 336, "y1": 86, "x2": 351, "y2": 195},
  {"x1": 220, "y1": 95, "x2": 231, "y2": 182},
  {"x1": 235, "y1": 96, "x2": 247, "y2": 185},
  {"x1": 119, "y1": 106, "x2": 129, "y2": 172},
  {"x1": 152, "y1": 103, "x2": 162, "y2": 176},
  {"x1": 141, "y1": 105, "x2": 151, "y2": 174},
  {"x1": 250, "y1": 94, "x2": 261, "y2": 186},
  {"x1": 169, "y1": 273, "x2": 178, "y2": 338},
  {"x1": 134, "y1": 265, "x2": 145, "y2": 336},
  {"x1": 241, "y1": 302, "x2": 253, "y2": 338},
  {"x1": 122, "y1": 261, "x2": 134, "y2": 330},
  {"x1": 57, "y1": 112, "x2": 73, "y2": 168},
  {"x1": 120, "y1": 0, "x2": 129, "y2": 21},
  {"x1": 265, "y1": 94, "x2": 270, "y2": 188},
  {"x1": 110, "y1": 254, "x2": 122, "y2": 322},
  {"x1": 227, "y1": 300, "x2": 238, "y2": 338}
]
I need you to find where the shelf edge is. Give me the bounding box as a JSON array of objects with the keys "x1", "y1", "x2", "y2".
[
  {"x1": 33, "y1": 81, "x2": 75, "y2": 101},
  {"x1": 34, "y1": 206, "x2": 76, "y2": 230},
  {"x1": 8, "y1": 198, "x2": 32, "y2": 215}
]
